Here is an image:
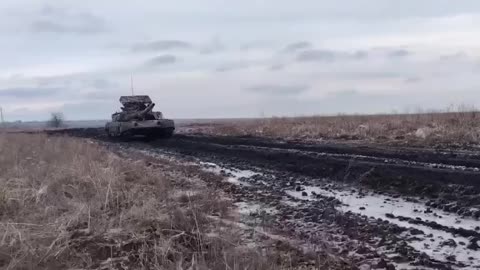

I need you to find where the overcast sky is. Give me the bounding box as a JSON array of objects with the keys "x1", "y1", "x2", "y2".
[{"x1": 1, "y1": 0, "x2": 480, "y2": 121}]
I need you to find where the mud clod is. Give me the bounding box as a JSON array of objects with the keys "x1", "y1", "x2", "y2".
[
  {"x1": 410, "y1": 228, "x2": 424, "y2": 236},
  {"x1": 446, "y1": 254, "x2": 456, "y2": 261},
  {"x1": 440, "y1": 239, "x2": 457, "y2": 247},
  {"x1": 467, "y1": 238, "x2": 479, "y2": 250}
]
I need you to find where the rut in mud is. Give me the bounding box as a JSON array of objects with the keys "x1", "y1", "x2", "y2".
[{"x1": 53, "y1": 128, "x2": 480, "y2": 269}]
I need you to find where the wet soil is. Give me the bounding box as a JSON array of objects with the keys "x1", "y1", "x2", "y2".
[{"x1": 48, "y1": 128, "x2": 480, "y2": 269}]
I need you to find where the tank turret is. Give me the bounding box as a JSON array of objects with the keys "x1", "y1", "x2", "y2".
[{"x1": 116, "y1": 102, "x2": 156, "y2": 122}]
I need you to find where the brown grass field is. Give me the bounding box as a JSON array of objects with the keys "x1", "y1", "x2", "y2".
[
  {"x1": 199, "y1": 110, "x2": 480, "y2": 147},
  {"x1": 0, "y1": 133, "x2": 317, "y2": 270}
]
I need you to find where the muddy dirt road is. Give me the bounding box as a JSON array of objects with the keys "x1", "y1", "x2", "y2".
[{"x1": 54, "y1": 128, "x2": 480, "y2": 269}]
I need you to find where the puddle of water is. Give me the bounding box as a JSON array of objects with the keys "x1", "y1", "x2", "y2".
[
  {"x1": 287, "y1": 186, "x2": 480, "y2": 232},
  {"x1": 286, "y1": 185, "x2": 480, "y2": 267},
  {"x1": 200, "y1": 162, "x2": 258, "y2": 186}
]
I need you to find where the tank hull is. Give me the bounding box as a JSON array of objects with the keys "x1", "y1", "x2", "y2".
[{"x1": 105, "y1": 119, "x2": 175, "y2": 138}]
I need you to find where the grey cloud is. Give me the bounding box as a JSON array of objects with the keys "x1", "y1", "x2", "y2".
[
  {"x1": 300, "y1": 70, "x2": 406, "y2": 81},
  {"x1": 246, "y1": 84, "x2": 309, "y2": 95},
  {"x1": 145, "y1": 55, "x2": 177, "y2": 66},
  {"x1": 439, "y1": 52, "x2": 468, "y2": 62},
  {"x1": 215, "y1": 66, "x2": 237, "y2": 72},
  {"x1": 328, "y1": 89, "x2": 359, "y2": 97},
  {"x1": 269, "y1": 64, "x2": 285, "y2": 71},
  {"x1": 283, "y1": 41, "x2": 312, "y2": 52},
  {"x1": 296, "y1": 49, "x2": 368, "y2": 62},
  {"x1": 297, "y1": 49, "x2": 336, "y2": 62},
  {"x1": 215, "y1": 62, "x2": 251, "y2": 72},
  {"x1": 39, "y1": 4, "x2": 57, "y2": 16},
  {"x1": 0, "y1": 87, "x2": 60, "y2": 98},
  {"x1": 215, "y1": 1, "x2": 480, "y2": 22},
  {"x1": 84, "y1": 90, "x2": 119, "y2": 101},
  {"x1": 240, "y1": 40, "x2": 274, "y2": 51},
  {"x1": 132, "y1": 40, "x2": 192, "y2": 52},
  {"x1": 255, "y1": 91, "x2": 409, "y2": 116},
  {"x1": 80, "y1": 77, "x2": 123, "y2": 101},
  {"x1": 353, "y1": 50, "x2": 369, "y2": 59},
  {"x1": 81, "y1": 79, "x2": 120, "y2": 100},
  {"x1": 27, "y1": 74, "x2": 122, "y2": 103},
  {"x1": 339, "y1": 71, "x2": 403, "y2": 79},
  {"x1": 31, "y1": 20, "x2": 106, "y2": 34},
  {"x1": 62, "y1": 100, "x2": 118, "y2": 120},
  {"x1": 86, "y1": 78, "x2": 119, "y2": 90},
  {"x1": 200, "y1": 37, "x2": 226, "y2": 54},
  {"x1": 388, "y1": 49, "x2": 410, "y2": 58},
  {"x1": 36, "y1": 75, "x2": 74, "y2": 88},
  {"x1": 404, "y1": 76, "x2": 422, "y2": 83},
  {"x1": 35, "y1": 74, "x2": 119, "y2": 93},
  {"x1": 30, "y1": 6, "x2": 107, "y2": 34}
]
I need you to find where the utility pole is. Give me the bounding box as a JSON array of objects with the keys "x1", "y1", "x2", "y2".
[
  {"x1": 0, "y1": 107, "x2": 4, "y2": 127},
  {"x1": 131, "y1": 75, "x2": 134, "y2": 96}
]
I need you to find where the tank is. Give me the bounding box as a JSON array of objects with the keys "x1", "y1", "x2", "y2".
[{"x1": 105, "y1": 95, "x2": 175, "y2": 138}]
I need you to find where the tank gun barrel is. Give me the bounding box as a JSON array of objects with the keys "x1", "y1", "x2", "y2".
[
  {"x1": 139, "y1": 103, "x2": 155, "y2": 117},
  {"x1": 118, "y1": 103, "x2": 155, "y2": 121}
]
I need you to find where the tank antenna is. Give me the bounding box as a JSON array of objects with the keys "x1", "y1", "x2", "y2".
[{"x1": 131, "y1": 75, "x2": 134, "y2": 96}]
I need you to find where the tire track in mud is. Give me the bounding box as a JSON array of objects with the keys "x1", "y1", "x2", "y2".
[
  {"x1": 147, "y1": 135, "x2": 480, "y2": 218},
  {"x1": 53, "y1": 129, "x2": 480, "y2": 269}
]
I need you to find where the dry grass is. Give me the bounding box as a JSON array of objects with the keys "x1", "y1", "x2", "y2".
[
  {"x1": 205, "y1": 109, "x2": 480, "y2": 146},
  {"x1": 0, "y1": 133, "x2": 303, "y2": 269}
]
